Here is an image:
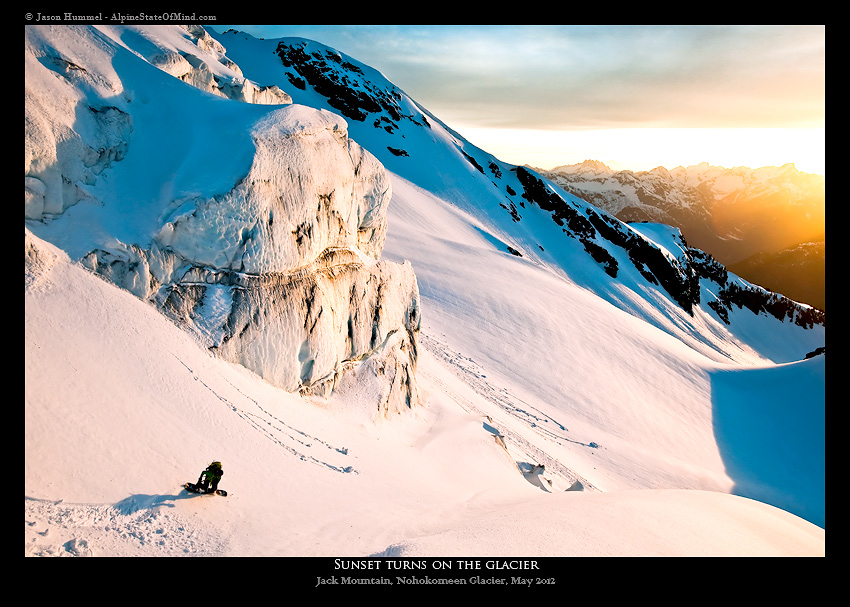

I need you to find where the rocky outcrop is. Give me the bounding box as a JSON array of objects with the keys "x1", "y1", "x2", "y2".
[
  {"x1": 516, "y1": 166, "x2": 698, "y2": 313},
  {"x1": 274, "y1": 40, "x2": 431, "y2": 132},
  {"x1": 539, "y1": 161, "x2": 825, "y2": 264},
  {"x1": 537, "y1": 160, "x2": 826, "y2": 311},
  {"x1": 515, "y1": 166, "x2": 823, "y2": 329}
]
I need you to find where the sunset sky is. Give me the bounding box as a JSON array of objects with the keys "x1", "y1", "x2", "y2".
[{"x1": 211, "y1": 25, "x2": 825, "y2": 175}]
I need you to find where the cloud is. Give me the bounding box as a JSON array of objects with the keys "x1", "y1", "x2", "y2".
[
  {"x1": 420, "y1": 25, "x2": 825, "y2": 131},
  {"x1": 213, "y1": 25, "x2": 825, "y2": 131}
]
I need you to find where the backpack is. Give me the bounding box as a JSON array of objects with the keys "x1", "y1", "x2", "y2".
[{"x1": 206, "y1": 461, "x2": 223, "y2": 480}]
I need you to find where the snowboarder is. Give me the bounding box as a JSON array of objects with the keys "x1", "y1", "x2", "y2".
[{"x1": 195, "y1": 461, "x2": 224, "y2": 494}]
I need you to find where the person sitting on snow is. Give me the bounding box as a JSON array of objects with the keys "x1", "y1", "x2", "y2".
[{"x1": 196, "y1": 461, "x2": 224, "y2": 494}]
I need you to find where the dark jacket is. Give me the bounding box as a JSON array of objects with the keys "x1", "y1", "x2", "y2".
[
  {"x1": 203, "y1": 462, "x2": 223, "y2": 482},
  {"x1": 201, "y1": 462, "x2": 224, "y2": 485}
]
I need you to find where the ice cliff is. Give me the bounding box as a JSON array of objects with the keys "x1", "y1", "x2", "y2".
[{"x1": 25, "y1": 25, "x2": 420, "y2": 415}]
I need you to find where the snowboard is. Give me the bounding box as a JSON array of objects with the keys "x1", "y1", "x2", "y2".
[{"x1": 184, "y1": 482, "x2": 227, "y2": 496}]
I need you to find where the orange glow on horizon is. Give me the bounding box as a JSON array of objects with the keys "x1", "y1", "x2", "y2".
[{"x1": 457, "y1": 127, "x2": 825, "y2": 176}]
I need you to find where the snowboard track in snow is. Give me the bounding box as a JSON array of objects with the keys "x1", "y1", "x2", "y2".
[
  {"x1": 174, "y1": 354, "x2": 358, "y2": 474},
  {"x1": 24, "y1": 353, "x2": 360, "y2": 558},
  {"x1": 420, "y1": 332, "x2": 598, "y2": 492}
]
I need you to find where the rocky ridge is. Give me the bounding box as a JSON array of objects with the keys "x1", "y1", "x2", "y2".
[{"x1": 537, "y1": 160, "x2": 825, "y2": 310}]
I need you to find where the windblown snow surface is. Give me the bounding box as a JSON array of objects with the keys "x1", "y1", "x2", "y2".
[
  {"x1": 25, "y1": 26, "x2": 825, "y2": 567},
  {"x1": 23, "y1": 184, "x2": 826, "y2": 561}
]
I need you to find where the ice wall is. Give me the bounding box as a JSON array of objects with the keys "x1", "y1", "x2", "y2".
[
  {"x1": 150, "y1": 108, "x2": 420, "y2": 410},
  {"x1": 25, "y1": 24, "x2": 420, "y2": 416}
]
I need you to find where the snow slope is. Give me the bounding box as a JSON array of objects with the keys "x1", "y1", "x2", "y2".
[
  {"x1": 25, "y1": 25, "x2": 825, "y2": 560},
  {"x1": 25, "y1": 198, "x2": 824, "y2": 558},
  {"x1": 215, "y1": 30, "x2": 824, "y2": 366}
]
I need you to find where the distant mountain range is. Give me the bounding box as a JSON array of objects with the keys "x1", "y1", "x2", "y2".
[{"x1": 537, "y1": 161, "x2": 825, "y2": 310}]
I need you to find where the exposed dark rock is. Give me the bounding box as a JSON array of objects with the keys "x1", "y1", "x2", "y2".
[
  {"x1": 500, "y1": 201, "x2": 521, "y2": 222},
  {"x1": 275, "y1": 41, "x2": 416, "y2": 131},
  {"x1": 285, "y1": 72, "x2": 306, "y2": 90},
  {"x1": 489, "y1": 161, "x2": 502, "y2": 179},
  {"x1": 512, "y1": 166, "x2": 826, "y2": 324},
  {"x1": 461, "y1": 149, "x2": 484, "y2": 174},
  {"x1": 516, "y1": 166, "x2": 699, "y2": 312},
  {"x1": 540, "y1": 162, "x2": 826, "y2": 312},
  {"x1": 710, "y1": 280, "x2": 825, "y2": 328}
]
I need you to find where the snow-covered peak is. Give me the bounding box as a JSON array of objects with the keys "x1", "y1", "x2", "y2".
[{"x1": 549, "y1": 159, "x2": 614, "y2": 175}]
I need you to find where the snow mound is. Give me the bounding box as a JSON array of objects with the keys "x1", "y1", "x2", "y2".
[{"x1": 375, "y1": 490, "x2": 824, "y2": 557}]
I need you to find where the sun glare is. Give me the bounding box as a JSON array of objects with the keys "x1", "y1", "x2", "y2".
[{"x1": 458, "y1": 127, "x2": 825, "y2": 176}]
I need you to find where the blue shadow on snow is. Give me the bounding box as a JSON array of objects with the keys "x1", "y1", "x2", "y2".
[{"x1": 710, "y1": 354, "x2": 825, "y2": 528}]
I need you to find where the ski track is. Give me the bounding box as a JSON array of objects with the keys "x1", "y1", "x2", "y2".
[
  {"x1": 24, "y1": 348, "x2": 361, "y2": 558},
  {"x1": 174, "y1": 354, "x2": 358, "y2": 475},
  {"x1": 25, "y1": 326, "x2": 597, "y2": 558},
  {"x1": 420, "y1": 332, "x2": 599, "y2": 491}
]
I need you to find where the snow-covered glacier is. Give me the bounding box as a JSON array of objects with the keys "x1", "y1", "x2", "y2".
[
  {"x1": 25, "y1": 25, "x2": 826, "y2": 556},
  {"x1": 25, "y1": 24, "x2": 420, "y2": 413}
]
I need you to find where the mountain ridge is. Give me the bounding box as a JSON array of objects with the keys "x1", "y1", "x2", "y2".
[
  {"x1": 214, "y1": 30, "x2": 823, "y2": 351},
  {"x1": 535, "y1": 159, "x2": 825, "y2": 310}
]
